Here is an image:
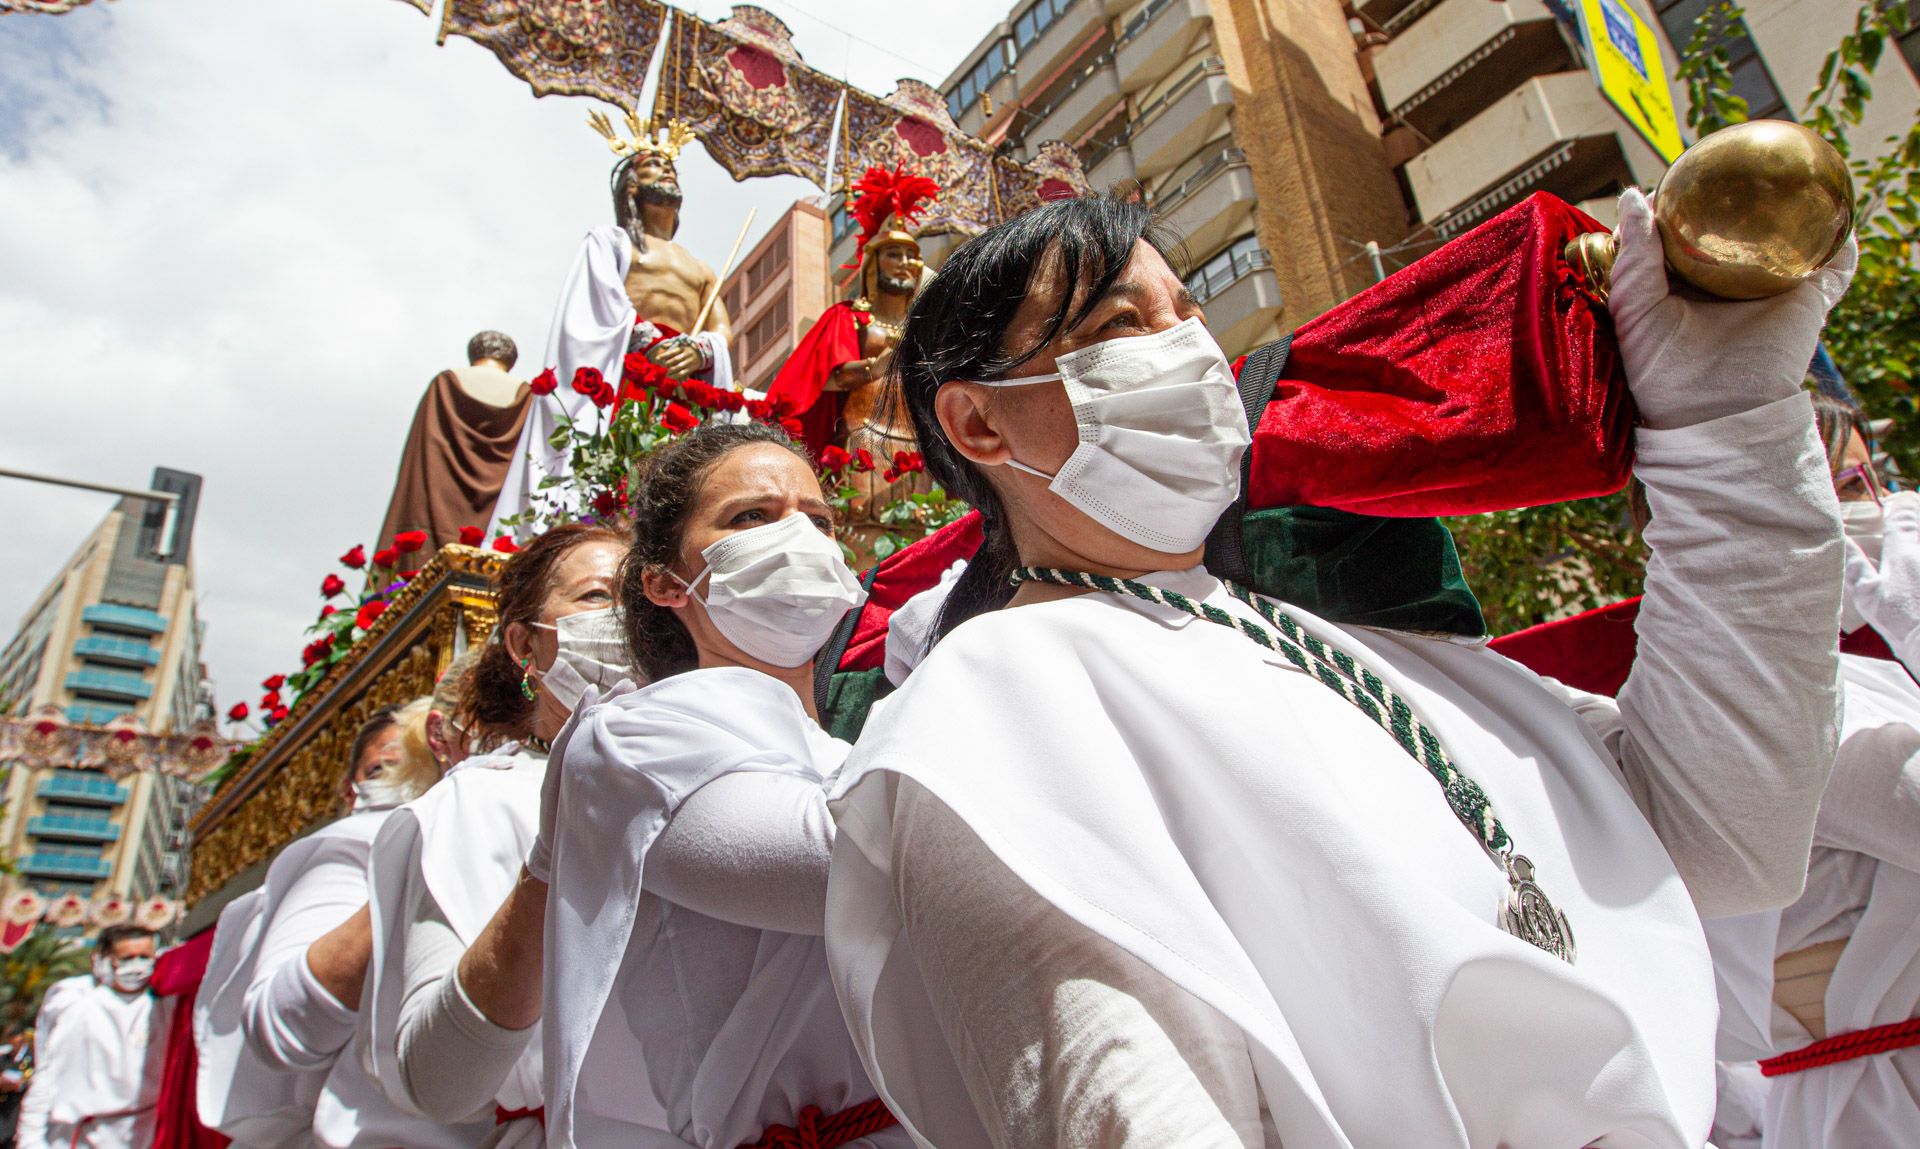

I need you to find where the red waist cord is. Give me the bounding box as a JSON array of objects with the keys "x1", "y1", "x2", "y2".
[
  {"x1": 496, "y1": 1105, "x2": 545, "y2": 1126},
  {"x1": 1759, "y1": 1017, "x2": 1920, "y2": 1077},
  {"x1": 738, "y1": 1098, "x2": 898, "y2": 1149}
]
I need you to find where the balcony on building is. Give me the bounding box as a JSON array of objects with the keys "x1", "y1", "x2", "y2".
[
  {"x1": 19, "y1": 852, "x2": 114, "y2": 881},
  {"x1": 1115, "y1": 0, "x2": 1211, "y2": 92},
  {"x1": 38, "y1": 770, "x2": 130, "y2": 806},
  {"x1": 1012, "y1": 0, "x2": 1106, "y2": 94},
  {"x1": 66, "y1": 667, "x2": 153, "y2": 701},
  {"x1": 1025, "y1": 53, "x2": 1123, "y2": 149},
  {"x1": 1403, "y1": 71, "x2": 1662, "y2": 236},
  {"x1": 65, "y1": 702, "x2": 132, "y2": 726},
  {"x1": 1352, "y1": 0, "x2": 1433, "y2": 40},
  {"x1": 1373, "y1": 0, "x2": 1574, "y2": 143},
  {"x1": 28, "y1": 814, "x2": 122, "y2": 843},
  {"x1": 81, "y1": 604, "x2": 167, "y2": 636},
  {"x1": 1185, "y1": 234, "x2": 1283, "y2": 357},
  {"x1": 1085, "y1": 138, "x2": 1138, "y2": 191},
  {"x1": 71, "y1": 635, "x2": 160, "y2": 669},
  {"x1": 1130, "y1": 57, "x2": 1232, "y2": 178},
  {"x1": 1155, "y1": 145, "x2": 1255, "y2": 262}
]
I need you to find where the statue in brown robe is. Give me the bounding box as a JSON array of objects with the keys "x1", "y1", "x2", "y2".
[{"x1": 373, "y1": 331, "x2": 531, "y2": 559}]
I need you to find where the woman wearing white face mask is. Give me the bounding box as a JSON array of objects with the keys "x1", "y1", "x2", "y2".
[
  {"x1": 823, "y1": 193, "x2": 1856, "y2": 1148},
  {"x1": 524, "y1": 422, "x2": 904, "y2": 1149},
  {"x1": 359, "y1": 523, "x2": 630, "y2": 1149},
  {"x1": 198, "y1": 705, "x2": 478, "y2": 1149}
]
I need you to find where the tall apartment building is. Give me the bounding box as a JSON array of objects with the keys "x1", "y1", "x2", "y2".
[
  {"x1": 1359, "y1": 0, "x2": 1919, "y2": 240},
  {"x1": 720, "y1": 199, "x2": 835, "y2": 397},
  {"x1": 0, "y1": 468, "x2": 213, "y2": 922},
  {"x1": 828, "y1": 0, "x2": 1414, "y2": 355}
]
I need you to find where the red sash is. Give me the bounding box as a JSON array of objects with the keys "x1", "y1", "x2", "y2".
[
  {"x1": 737, "y1": 1098, "x2": 898, "y2": 1149},
  {"x1": 1759, "y1": 1017, "x2": 1920, "y2": 1077}
]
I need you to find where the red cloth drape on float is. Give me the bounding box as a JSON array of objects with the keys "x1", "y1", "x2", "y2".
[
  {"x1": 150, "y1": 929, "x2": 230, "y2": 1149},
  {"x1": 765, "y1": 302, "x2": 864, "y2": 461}
]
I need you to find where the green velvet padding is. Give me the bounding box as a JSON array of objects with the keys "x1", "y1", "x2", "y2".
[
  {"x1": 822, "y1": 666, "x2": 894, "y2": 743},
  {"x1": 1239, "y1": 507, "x2": 1485, "y2": 637}
]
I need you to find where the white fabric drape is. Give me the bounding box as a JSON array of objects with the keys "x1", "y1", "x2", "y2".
[{"x1": 826, "y1": 392, "x2": 1841, "y2": 1149}]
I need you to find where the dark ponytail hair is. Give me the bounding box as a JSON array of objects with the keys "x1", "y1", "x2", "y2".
[
  {"x1": 462, "y1": 521, "x2": 625, "y2": 748},
  {"x1": 893, "y1": 195, "x2": 1169, "y2": 638},
  {"x1": 621, "y1": 421, "x2": 815, "y2": 682}
]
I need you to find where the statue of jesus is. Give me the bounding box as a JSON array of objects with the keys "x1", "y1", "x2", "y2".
[{"x1": 489, "y1": 112, "x2": 735, "y2": 535}]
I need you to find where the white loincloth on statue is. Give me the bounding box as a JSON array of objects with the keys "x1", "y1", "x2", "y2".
[
  {"x1": 18, "y1": 979, "x2": 167, "y2": 1149},
  {"x1": 1704, "y1": 652, "x2": 1920, "y2": 1149},
  {"x1": 491, "y1": 227, "x2": 734, "y2": 536},
  {"x1": 362, "y1": 746, "x2": 546, "y2": 1149},
  {"x1": 826, "y1": 393, "x2": 1842, "y2": 1149},
  {"x1": 541, "y1": 670, "x2": 901, "y2": 1149}
]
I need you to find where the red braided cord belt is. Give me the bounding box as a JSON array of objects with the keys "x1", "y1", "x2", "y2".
[
  {"x1": 737, "y1": 1098, "x2": 898, "y2": 1149},
  {"x1": 496, "y1": 1105, "x2": 546, "y2": 1127},
  {"x1": 1758, "y1": 1017, "x2": 1920, "y2": 1077}
]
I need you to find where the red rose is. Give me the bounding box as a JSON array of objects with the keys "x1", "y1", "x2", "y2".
[
  {"x1": 319, "y1": 604, "x2": 338, "y2": 618},
  {"x1": 529, "y1": 368, "x2": 558, "y2": 396},
  {"x1": 892, "y1": 450, "x2": 924, "y2": 474},
  {"x1": 371, "y1": 547, "x2": 398, "y2": 569},
  {"x1": 227, "y1": 702, "x2": 249, "y2": 722},
  {"x1": 745, "y1": 398, "x2": 772, "y2": 421},
  {"x1": 268, "y1": 705, "x2": 290, "y2": 725},
  {"x1": 356, "y1": 600, "x2": 389, "y2": 630},
  {"x1": 261, "y1": 674, "x2": 286, "y2": 691},
  {"x1": 819, "y1": 445, "x2": 850, "y2": 470},
  {"x1": 259, "y1": 691, "x2": 280, "y2": 711},
  {"x1": 339, "y1": 545, "x2": 366, "y2": 569},
  {"x1": 320, "y1": 573, "x2": 346, "y2": 598},
  {"x1": 661, "y1": 402, "x2": 699, "y2": 434},
  {"x1": 457, "y1": 525, "x2": 484, "y2": 546},
  {"x1": 393, "y1": 530, "x2": 428, "y2": 554},
  {"x1": 853, "y1": 448, "x2": 875, "y2": 472},
  {"x1": 571, "y1": 367, "x2": 615, "y2": 409},
  {"x1": 779, "y1": 416, "x2": 806, "y2": 440},
  {"x1": 681, "y1": 380, "x2": 719, "y2": 410},
  {"x1": 590, "y1": 487, "x2": 626, "y2": 517},
  {"x1": 714, "y1": 389, "x2": 746, "y2": 413},
  {"x1": 302, "y1": 634, "x2": 334, "y2": 666},
  {"x1": 398, "y1": 569, "x2": 421, "y2": 582},
  {"x1": 492, "y1": 535, "x2": 520, "y2": 554},
  {"x1": 883, "y1": 468, "x2": 901, "y2": 483}
]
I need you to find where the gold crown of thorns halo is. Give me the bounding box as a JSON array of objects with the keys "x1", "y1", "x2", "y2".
[{"x1": 588, "y1": 108, "x2": 698, "y2": 162}]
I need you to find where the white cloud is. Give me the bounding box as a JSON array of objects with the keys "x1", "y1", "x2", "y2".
[{"x1": 0, "y1": 0, "x2": 1005, "y2": 725}]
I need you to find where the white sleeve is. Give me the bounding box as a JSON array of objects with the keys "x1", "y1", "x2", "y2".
[
  {"x1": 647, "y1": 770, "x2": 834, "y2": 936},
  {"x1": 239, "y1": 850, "x2": 366, "y2": 1071},
  {"x1": 1546, "y1": 392, "x2": 1843, "y2": 917},
  {"x1": 392, "y1": 878, "x2": 532, "y2": 1123},
  {"x1": 15, "y1": 1062, "x2": 51, "y2": 1149}
]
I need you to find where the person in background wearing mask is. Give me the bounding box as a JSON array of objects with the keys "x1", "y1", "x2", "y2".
[
  {"x1": 502, "y1": 423, "x2": 900, "y2": 1148},
  {"x1": 821, "y1": 193, "x2": 1854, "y2": 1148},
  {"x1": 401, "y1": 649, "x2": 483, "y2": 779},
  {"x1": 18, "y1": 925, "x2": 166, "y2": 1149},
  {"x1": 1701, "y1": 397, "x2": 1920, "y2": 1149},
  {"x1": 197, "y1": 696, "x2": 478, "y2": 1149},
  {"x1": 362, "y1": 523, "x2": 629, "y2": 1149}
]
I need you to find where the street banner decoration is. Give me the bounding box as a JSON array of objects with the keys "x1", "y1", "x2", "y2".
[
  {"x1": 0, "y1": 892, "x2": 44, "y2": 953},
  {"x1": 1, "y1": 708, "x2": 230, "y2": 780},
  {"x1": 136, "y1": 896, "x2": 181, "y2": 931},
  {"x1": 1573, "y1": 0, "x2": 1684, "y2": 162},
  {"x1": 441, "y1": 0, "x2": 668, "y2": 105},
  {"x1": 92, "y1": 896, "x2": 132, "y2": 928},
  {"x1": 0, "y1": 0, "x2": 104, "y2": 12},
  {"x1": 653, "y1": 5, "x2": 842, "y2": 186},
  {"x1": 844, "y1": 80, "x2": 1002, "y2": 234}
]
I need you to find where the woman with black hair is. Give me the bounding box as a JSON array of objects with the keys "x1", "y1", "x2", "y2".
[
  {"x1": 526, "y1": 423, "x2": 903, "y2": 1149},
  {"x1": 823, "y1": 192, "x2": 1857, "y2": 1148}
]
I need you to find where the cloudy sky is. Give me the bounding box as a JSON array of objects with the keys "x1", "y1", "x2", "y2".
[{"x1": 0, "y1": 0, "x2": 1005, "y2": 730}]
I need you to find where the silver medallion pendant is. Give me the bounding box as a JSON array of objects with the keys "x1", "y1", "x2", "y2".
[{"x1": 1500, "y1": 854, "x2": 1577, "y2": 963}]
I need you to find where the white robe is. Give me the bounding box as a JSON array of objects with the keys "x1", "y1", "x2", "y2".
[
  {"x1": 826, "y1": 392, "x2": 1843, "y2": 1148},
  {"x1": 1705, "y1": 652, "x2": 1920, "y2": 1149},
  {"x1": 196, "y1": 806, "x2": 483, "y2": 1149},
  {"x1": 541, "y1": 669, "x2": 904, "y2": 1149},
  {"x1": 489, "y1": 227, "x2": 734, "y2": 536},
  {"x1": 17, "y1": 980, "x2": 167, "y2": 1149},
  {"x1": 363, "y1": 747, "x2": 546, "y2": 1148}
]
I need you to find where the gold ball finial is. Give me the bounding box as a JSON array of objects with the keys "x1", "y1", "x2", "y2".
[{"x1": 1567, "y1": 120, "x2": 1854, "y2": 303}]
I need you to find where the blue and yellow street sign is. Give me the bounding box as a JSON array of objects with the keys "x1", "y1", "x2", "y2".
[{"x1": 1575, "y1": 0, "x2": 1685, "y2": 163}]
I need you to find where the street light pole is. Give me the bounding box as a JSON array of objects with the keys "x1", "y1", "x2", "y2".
[{"x1": 0, "y1": 466, "x2": 183, "y2": 558}]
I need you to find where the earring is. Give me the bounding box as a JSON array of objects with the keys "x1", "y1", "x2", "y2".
[{"x1": 519, "y1": 657, "x2": 538, "y2": 700}]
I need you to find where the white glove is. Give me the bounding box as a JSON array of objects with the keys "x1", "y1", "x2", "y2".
[
  {"x1": 1843, "y1": 491, "x2": 1920, "y2": 664},
  {"x1": 1610, "y1": 188, "x2": 1857, "y2": 430}
]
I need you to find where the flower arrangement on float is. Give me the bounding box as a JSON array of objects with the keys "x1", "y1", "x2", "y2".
[{"x1": 218, "y1": 355, "x2": 966, "y2": 763}]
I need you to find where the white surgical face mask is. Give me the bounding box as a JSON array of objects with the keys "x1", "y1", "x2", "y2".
[
  {"x1": 108, "y1": 955, "x2": 153, "y2": 993},
  {"x1": 531, "y1": 607, "x2": 640, "y2": 712},
  {"x1": 676, "y1": 513, "x2": 867, "y2": 668},
  {"x1": 352, "y1": 775, "x2": 414, "y2": 812},
  {"x1": 969, "y1": 316, "x2": 1249, "y2": 554}
]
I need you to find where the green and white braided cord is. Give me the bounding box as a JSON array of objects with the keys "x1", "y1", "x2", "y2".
[{"x1": 1010, "y1": 566, "x2": 1511, "y2": 857}]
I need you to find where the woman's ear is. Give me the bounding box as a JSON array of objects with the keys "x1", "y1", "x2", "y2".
[
  {"x1": 935, "y1": 383, "x2": 1014, "y2": 468},
  {"x1": 503, "y1": 620, "x2": 533, "y2": 665},
  {"x1": 642, "y1": 563, "x2": 692, "y2": 610}
]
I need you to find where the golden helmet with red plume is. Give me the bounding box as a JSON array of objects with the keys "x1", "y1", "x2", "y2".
[{"x1": 848, "y1": 164, "x2": 938, "y2": 273}]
